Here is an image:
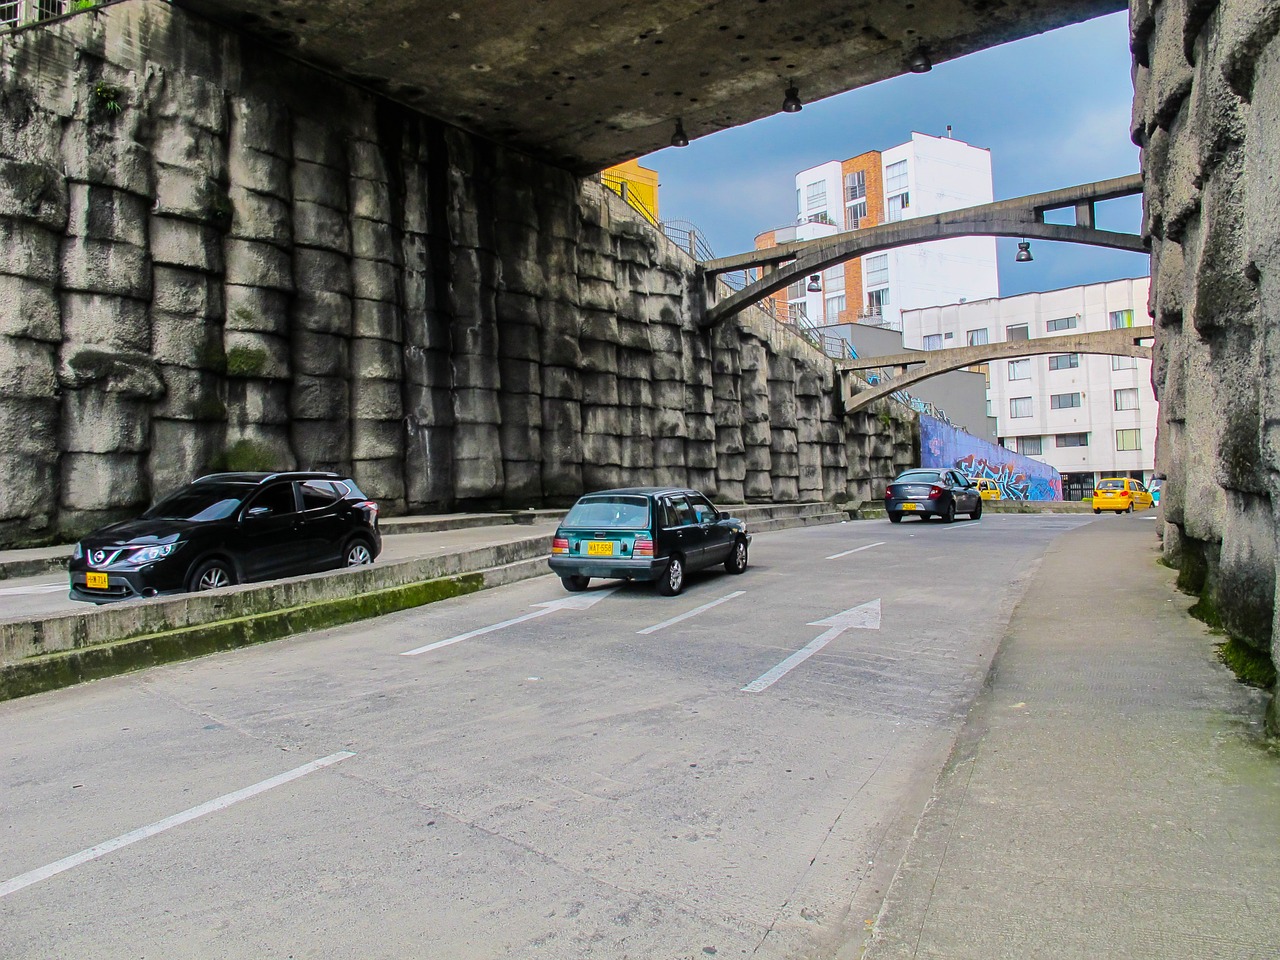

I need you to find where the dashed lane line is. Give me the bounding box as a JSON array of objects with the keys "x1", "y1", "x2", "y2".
[
  {"x1": 826, "y1": 541, "x2": 885, "y2": 561},
  {"x1": 637, "y1": 590, "x2": 746, "y2": 635}
]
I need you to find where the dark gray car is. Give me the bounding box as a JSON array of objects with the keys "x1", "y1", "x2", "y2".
[{"x1": 884, "y1": 468, "x2": 983, "y2": 523}]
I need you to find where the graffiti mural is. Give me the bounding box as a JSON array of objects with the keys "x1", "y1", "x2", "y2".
[{"x1": 920, "y1": 415, "x2": 1062, "y2": 501}]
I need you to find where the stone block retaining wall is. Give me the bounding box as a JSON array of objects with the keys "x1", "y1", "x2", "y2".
[
  {"x1": 0, "y1": 0, "x2": 917, "y2": 548},
  {"x1": 1131, "y1": 0, "x2": 1280, "y2": 725}
]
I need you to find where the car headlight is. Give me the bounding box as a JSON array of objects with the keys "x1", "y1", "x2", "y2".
[
  {"x1": 72, "y1": 542, "x2": 83, "y2": 560},
  {"x1": 125, "y1": 543, "x2": 177, "y2": 565}
]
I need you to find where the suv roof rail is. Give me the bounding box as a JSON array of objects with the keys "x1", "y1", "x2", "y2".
[{"x1": 193, "y1": 470, "x2": 342, "y2": 484}]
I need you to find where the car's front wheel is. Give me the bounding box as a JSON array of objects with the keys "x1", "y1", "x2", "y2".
[
  {"x1": 724, "y1": 539, "x2": 748, "y2": 574},
  {"x1": 189, "y1": 558, "x2": 235, "y2": 592},
  {"x1": 345, "y1": 538, "x2": 375, "y2": 567},
  {"x1": 657, "y1": 555, "x2": 685, "y2": 596},
  {"x1": 561, "y1": 575, "x2": 589, "y2": 592}
]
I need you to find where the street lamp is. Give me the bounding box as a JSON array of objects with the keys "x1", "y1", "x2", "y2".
[{"x1": 1015, "y1": 240, "x2": 1034, "y2": 262}]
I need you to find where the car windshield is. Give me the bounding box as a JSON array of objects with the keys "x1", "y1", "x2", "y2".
[
  {"x1": 1097, "y1": 480, "x2": 1126, "y2": 490},
  {"x1": 563, "y1": 495, "x2": 650, "y2": 529},
  {"x1": 143, "y1": 483, "x2": 251, "y2": 522},
  {"x1": 895, "y1": 470, "x2": 942, "y2": 483}
]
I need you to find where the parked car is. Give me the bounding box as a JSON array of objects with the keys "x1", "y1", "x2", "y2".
[
  {"x1": 884, "y1": 468, "x2": 983, "y2": 523},
  {"x1": 548, "y1": 487, "x2": 751, "y2": 596},
  {"x1": 68, "y1": 472, "x2": 382, "y2": 603},
  {"x1": 1149, "y1": 477, "x2": 1163, "y2": 505},
  {"x1": 970, "y1": 477, "x2": 1004, "y2": 501},
  {"x1": 1092, "y1": 477, "x2": 1154, "y2": 514}
]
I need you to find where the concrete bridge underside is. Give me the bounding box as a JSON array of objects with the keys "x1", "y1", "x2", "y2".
[
  {"x1": 172, "y1": 0, "x2": 1124, "y2": 174},
  {"x1": 838, "y1": 326, "x2": 1155, "y2": 413}
]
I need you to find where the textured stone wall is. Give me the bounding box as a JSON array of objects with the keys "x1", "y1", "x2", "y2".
[
  {"x1": 0, "y1": 0, "x2": 916, "y2": 549},
  {"x1": 1131, "y1": 0, "x2": 1280, "y2": 725}
]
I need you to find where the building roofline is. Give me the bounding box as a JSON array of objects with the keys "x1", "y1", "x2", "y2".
[{"x1": 900, "y1": 274, "x2": 1152, "y2": 313}]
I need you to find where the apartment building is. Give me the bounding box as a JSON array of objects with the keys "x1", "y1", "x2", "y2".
[
  {"x1": 757, "y1": 131, "x2": 1000, "y2": 331},
  {"x1": 901, "y1": 277, "x2": 1156, "y2": 500}
]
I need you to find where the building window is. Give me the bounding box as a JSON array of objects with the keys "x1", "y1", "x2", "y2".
[
  {"x1": 923, "y1": 334, "x2": 943, "y2": 351},
  {"x1": 825, "y1": 294, "x2": 846, "y2": 316},
  {"x1": 845, "y1": 170, "x2": 866, "y2": 202},
  {"x1": 1109, "y1": 309, "x2": 1134, "y2": 329},
  {"x1": 1018, "y1": 436, "x2": 1044, "y2": 456},
  {"x1": 1046, "y1": 316, "x2": 1078, "y2": 332},
  {"x1": 1116, "y1": 428, "x2": 1142, "y2": 451},
  {"x1": 787, "y1": 280, "x2": 805, "y2": 300},
  {"x1": 1050, "y1": 392, "x2": 1082, "y2": 410},
  {"x1": 864, "y1": 254, "x2": 889, "y2": 286},
  {"x1": 845, "y1": 199, "x2": 867, "y2": 229},
  {"x1": 886, "y1": 192, "x2": 910, "y2": 222},
  {"x1": 1010, "y1": 397, "x2": 1033, "y2": 418},
  {"x1": 867, "y1": 288, "x2": 889, "y2": 314},
  {"x1": 967, "y1": 328, "x2": 989, "y2": 346},
  {"x1": 1114, "y1": 388, "x2": 1139, "y2": 411},
  {"x1": 1048, "y1": 354, "x2": 1080, "y2": 371},
  {"x1": 1055, "y1": 432, "x2": 1089, "y2": 447},
  {"x1": 1006, "y1": 323, "x2": 1030, "y2": 341},
  {"x1": 806, "y1": 180, "x2": 827, "y2": 210},
  {"x1": 1112, "y1": 355, "x2": 1137, "y2": 371},
  {"x1": 986, "y1": 400, "x2": 993, "y2": 417},
  {"x1": 885, "y1": 160, "x2": 909, "y2": 193},
  {"x1": 792, "y1": 301, "x2": 808, "y2": 322},
  {"x1": 1008, "y1": 359, "x2": 1030, "y2": 381},
  {"x1": 823, "y1": 265, "x2": 845, "y2": 290}
]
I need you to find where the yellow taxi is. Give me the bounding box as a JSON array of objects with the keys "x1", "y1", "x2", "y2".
[
  {"x1": 1092, "y1": 477, "x2": 1154, "y2": 514},
  {"x1": 970, "y1": 477, "x2": 1003, "y2": 500}
]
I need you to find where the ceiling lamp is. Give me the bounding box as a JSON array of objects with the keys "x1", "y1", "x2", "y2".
[
  {"x1": 1015, "y1": 240, "x2": 1034, "y2": 263},
  {"x1": 670, "y1": 119, "x2": 689, "y2": 148},
  {"x1": 782, "y1": 85, "x2": 803, "y2": 113},
  {"x1": 807, "y1": 274, "x2": 822, "y2": 292},
  {"x1": 908, "y1": 48, "x2": 932, "y2": 73}
]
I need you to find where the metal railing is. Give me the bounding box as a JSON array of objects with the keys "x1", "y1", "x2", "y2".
[
  {"x1": 1, "y1": 0, "x2": 79, "y2": 32},
  {"x1": 600, "y1": 172, "x2": 660, "y2": 228}
]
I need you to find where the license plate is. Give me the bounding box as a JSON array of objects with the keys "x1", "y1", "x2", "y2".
[
  {"x1": 86, "y1": 572, "x2": 109, "y2": 590},
  {"x1": 586, "y1": 541, "x2": 614, "y2": 556},
  {"x1": 901, "y1": 503, "x2": 918, "y2": 511}
]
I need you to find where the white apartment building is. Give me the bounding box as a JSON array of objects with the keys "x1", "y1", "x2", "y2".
[
  {"x1": 901, "y1": 277, "x2": 1156, "y2": 499},
  {"x1": 773, "y1": 132, "x2": 1000, "y2": 332}
]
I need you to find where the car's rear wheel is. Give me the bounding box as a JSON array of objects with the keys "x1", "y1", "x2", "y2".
[
  {"x1": 345, "y1": 537, "x2": 375, "y2": 567},
  {"x1": 725, "y1": 539, "x2": 748, "y2": 574},
  {"x1": 1126, "y1": 502, "x2": 1134, "y2": 514},
  {"x1": 561, "y1": 575, "x2": 589, "y2": 592},
  {"x1": 1093, "y1": 507, "x2": 1101, "y2": 514},
  {"x1": 888, "y1": 512, "x2": 902, "y2": 524},
  {"x1": 657, "y1": 555, "x2": 685, "y2": 596},
  {"x1": 190, "y1": 558, "x2": 235, "y2": 592},
  {"x1": 970, "y1": 498, "x2": 982, "y2": 520},
  {"x1": 940, "y1": 499, "x2": 956, "y2": 523}
]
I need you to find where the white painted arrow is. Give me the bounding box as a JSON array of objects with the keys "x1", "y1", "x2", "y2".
[
  {"x1": 400, "y1": 588, "x2": 618, "y2": 656},
  {"x1": 742, "y1": 599, "x2": 881, "y2": 693}
]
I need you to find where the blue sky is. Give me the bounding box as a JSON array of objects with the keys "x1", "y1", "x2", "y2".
[{"x1": 642, "y1": 10, "x2": 1149, "y2": 298}]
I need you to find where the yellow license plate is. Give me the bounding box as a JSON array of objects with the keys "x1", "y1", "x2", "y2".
[
  {"x1": 586, "y1": 541, "x2": 614, "y2": 556},
  {"x1": 86, "y1": 572, "x2": 109, "y2": 590},
  {"x1": 901, "y1": 503, "x2": 918, "y2": 511}
]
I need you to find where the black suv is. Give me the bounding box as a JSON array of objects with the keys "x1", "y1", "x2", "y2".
[{"x1": 68, "y1": 472, "x2": 382, "y2": 603}]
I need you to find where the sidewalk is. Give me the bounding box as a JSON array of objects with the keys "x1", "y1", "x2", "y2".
[{"x1": 866, "y1": 520, "x2": 1280, "y2": 959}]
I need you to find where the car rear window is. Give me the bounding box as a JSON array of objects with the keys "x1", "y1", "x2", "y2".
[
  {"x1": 563, "y1": 495, "x2": 650, "y2": 529},
  {"x1": 895, "y1": 470, "x2": 942, "y2": 483},
  {"x1": 1097, "y1": 480, "x2": 1126, "y2": 490},
  {"x1": 144, "y1": 483, "x2": 251, "y2": 522}
]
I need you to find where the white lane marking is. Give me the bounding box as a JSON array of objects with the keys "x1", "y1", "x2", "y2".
[
  {"x1": 637, "y1": 590, "x2": 745, "y2": 635},
  {"x1": 742, "y1": 599, "x2": 881, "y2": 693},
  {"x1": 0, "y1": 752, "x2": 354, "y2": 900},
  {"x1": 826, "y1": 541, "x2": 886, "y2": 561},
  {"x1": 0, "y1": 583, "x2": 66, "y2": 597},
  {"x1": 400, "y1": 588, "x2": 618, "y2": 656}
]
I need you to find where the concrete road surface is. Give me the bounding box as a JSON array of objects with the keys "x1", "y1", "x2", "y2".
[{"x1": 1, "y1": 514, "x2": 1095, "y2": 959}]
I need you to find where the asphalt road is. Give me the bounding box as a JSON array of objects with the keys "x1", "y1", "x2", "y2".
[{"x1": 1, "y1": 513, "x2": 1098, "y2": 959}]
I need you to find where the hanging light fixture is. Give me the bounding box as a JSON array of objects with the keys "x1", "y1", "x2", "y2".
[
  {"x1": 782, "y1": 85, "x2": 803, "y2": 113},
  {"x1": 1015, "y1": 240, "x2": 1034, "y2": 263},
  {"x1": 670, "y1": 118, "x2": 689, "y2": 148},
  {"x1": 807, "y1": 274, "x2": 822, "y2": 292},
  {"x1": 908, "y1": 47, "x2": 932, "y2": 73}
]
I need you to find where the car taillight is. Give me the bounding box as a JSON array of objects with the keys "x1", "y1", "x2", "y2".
[
  {"x1": 356, "y1": 500, "x2": 379, "y2": 515},
  {"x1": 884, "y1": 488, "x2": 892, "y2": 500},
  {"x1": 552, "y1": 537, "x2": 569, "y2": 555},
  {"x1": 928, "y1": 485, "x2": 943, "y2": 499},
  {"x1": 634, "y1": 538, "x2": 654, "y2": 558}
]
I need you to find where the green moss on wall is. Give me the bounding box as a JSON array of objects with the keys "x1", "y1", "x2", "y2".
[
  {"x1": 1217, "y1": 637, "x2": 1277, "y2": 690},
  {"x1": 225, "y1": 346, "x2": 269, "y2": 378},
  {"x1": 209, "y1": 440, "x2": 276, "y2": 472}
]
